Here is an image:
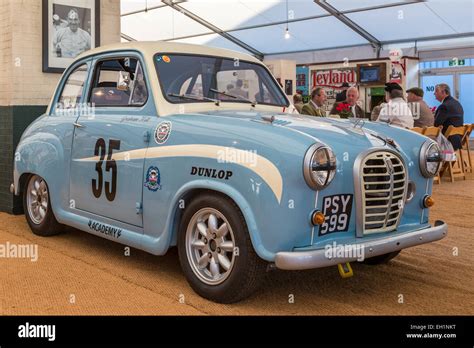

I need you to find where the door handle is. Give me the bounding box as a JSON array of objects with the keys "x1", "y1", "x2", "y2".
[
  {"x1": 73, "y1": 122, "x2": 85, "y2": 128},
  {"x1": 143, "y1": 130, "x2": 151, "y2": 143}
]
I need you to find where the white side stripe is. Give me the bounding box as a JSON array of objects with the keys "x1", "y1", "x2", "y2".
[{"x1": 77, "y1": 144, "x2": 283, "y2": 203}]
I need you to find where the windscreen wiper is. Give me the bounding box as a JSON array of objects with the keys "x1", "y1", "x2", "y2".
[
  {"x1": 168, "y1": 93, "x2": 220, "y2": 106},
  {"x1": 210, "y1": 88, "x2": 257, "y2": 107}
]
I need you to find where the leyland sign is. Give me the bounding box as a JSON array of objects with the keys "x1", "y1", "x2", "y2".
[{"x1": 311, "y1": 68, "x2": 356, "y2": 88}]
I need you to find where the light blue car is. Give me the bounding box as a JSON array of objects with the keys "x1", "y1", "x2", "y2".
[{"x1": 11, "y1": 42, "x2": 447, "y2": 303}]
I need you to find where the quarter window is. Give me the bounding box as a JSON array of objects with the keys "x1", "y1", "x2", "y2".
[
  {"x1": 58, "y1": 64, "x2": 88, "y2": 109},
  {"x1": 89, "y1": 57, "x2": 148, "y2": 107}
]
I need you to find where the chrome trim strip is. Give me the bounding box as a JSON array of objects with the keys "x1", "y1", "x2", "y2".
[
  {"x1": 310, "y1": 190, "x2": 319, "y2": 245},
  {"x1": 275, "y1": 220, "x2": 447, "y2": 270},
  {"x1": 420, "y1": 179, "x2": 430, "y2": 223},
  {"x1": 383, "y1": 156, "x2": 395, "y2": 227},
  {"x1": 406, "y1": 180, "x2": 416, "y2": 203}
]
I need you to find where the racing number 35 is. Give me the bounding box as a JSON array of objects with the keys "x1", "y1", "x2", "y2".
[{"x1": 92, "y1": 138, "x2": 121, "y2": 201}]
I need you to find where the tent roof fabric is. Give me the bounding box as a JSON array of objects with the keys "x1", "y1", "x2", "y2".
[{"x1": 121, "y1": 0, "x2": 474, "y2": 58}]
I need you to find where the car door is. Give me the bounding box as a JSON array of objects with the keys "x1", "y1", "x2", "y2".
[{"x1": 69, "y1": 53, "x2": 153, "y2": 227}]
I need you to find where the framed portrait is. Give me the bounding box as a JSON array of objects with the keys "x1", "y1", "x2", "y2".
[
  {"x1": 42, "y1": 0, "x2": 100, "y2": 73},
  {"x1": 284, "y1": 79, "x2": 293, "y2": 95}
]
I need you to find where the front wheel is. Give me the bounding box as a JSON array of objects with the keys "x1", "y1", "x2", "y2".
[
  {"x1": 178, "y1": 193, "x2": 267, "y2": 303},
  {"x1": 23, "y1": 174, "x2": 63, "y2": 236}
]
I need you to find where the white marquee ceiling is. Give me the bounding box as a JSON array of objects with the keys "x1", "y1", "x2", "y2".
[{"x1": 121, "y1": 0, "x2": 474, "y2": 58}]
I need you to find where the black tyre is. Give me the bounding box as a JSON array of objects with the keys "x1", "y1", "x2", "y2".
[
  {"x1": 178, "y1": 193, "x2": 267, "y2": 303},
  {"x1": 363, "y1": 250, "x2": 400, "y2": 265},
  {"x1": 23, "y1": 174, "x2": 63, "y2": 236}
]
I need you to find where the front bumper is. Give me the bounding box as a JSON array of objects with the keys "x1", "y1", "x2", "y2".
[{"x1": 275, "y1": 220, "x2": 447, "y2": 270}]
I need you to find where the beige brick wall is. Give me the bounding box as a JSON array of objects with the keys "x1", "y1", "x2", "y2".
[
  {"x1": 264, "y1": 59, "x2": 296, "y2": 96},
  {"x1": 0, "y1": 0, "x2": 13, "y2": 106},
  {"x1": 1, "y1": 0, "x2": 121, "y2": 106}
]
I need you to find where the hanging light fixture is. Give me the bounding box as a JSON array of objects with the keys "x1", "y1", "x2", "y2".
[
  {"x1": 144, "y1": 0, "x2": 149, "y2": 14},
  {"x1": 284, "y1": 0, "x2": 290, "y2": 39}
]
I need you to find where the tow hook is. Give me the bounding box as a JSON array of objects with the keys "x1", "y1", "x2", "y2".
[{"x1": 338, "y1": 262, "x2": 353, "y2": 278}]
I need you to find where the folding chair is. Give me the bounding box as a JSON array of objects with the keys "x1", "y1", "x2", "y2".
[
  {"x1": 461, "y1": 124, "x2": 473, "y2": 173},
  {"x1": 442, "y1": 125, "x2": 468, "y2": 182},
  {"x1": 410, "y1": 127, "x2": 424, "y2": 134},
  {"x1": 422, "y1": 126, "x2": 442, "y2": 138}
]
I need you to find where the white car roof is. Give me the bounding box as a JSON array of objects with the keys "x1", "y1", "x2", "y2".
[{"x1": 76, "y1": 41, "x2": 262, "y2": 64}]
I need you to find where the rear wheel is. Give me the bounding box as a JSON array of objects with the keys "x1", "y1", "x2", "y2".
[
  {"x1": 178, "y1": 193, "x2": 267, "y2": 303},
  {"x1": 363, "y1": 250, "x2": 400, "y2": 265},
  {"x1": 23, "y1": 174, "x2": 63, "y2": 236}
]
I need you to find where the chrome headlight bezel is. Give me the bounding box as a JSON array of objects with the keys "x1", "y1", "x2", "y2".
[
  {"x1": 419, "y1": 140, "x2": 442, "y2": 178},
  {"x1": 303, "y1": 143, "x2": 337, "y2": 190}
]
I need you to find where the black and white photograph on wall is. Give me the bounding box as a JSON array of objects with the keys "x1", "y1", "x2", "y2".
[
  {"x1": 284, "y1": 79, "x2": 293, "y2": 95},
  {"x1": 42, "y1": 0, "x2": 100, "y2": 72}
]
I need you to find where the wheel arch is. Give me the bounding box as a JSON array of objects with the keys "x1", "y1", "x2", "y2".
[
  {"x1": 13, "y1": 134, "x2": 67, "y2": 212},
  {"x1": 165, "y1": 181, "x2": 273, "y2": 261}
]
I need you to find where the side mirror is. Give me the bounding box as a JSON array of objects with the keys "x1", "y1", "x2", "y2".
[{"x1": 117, "y1": 71, "x2": 131, "y2": 91}]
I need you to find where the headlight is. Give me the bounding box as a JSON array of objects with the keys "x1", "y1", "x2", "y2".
[
  {"x1": 303, "y1": 143, "x2": 337, "y2": 190},
  {"x1": 419, "y1": 140, "x2": 442, "y2": 178}
]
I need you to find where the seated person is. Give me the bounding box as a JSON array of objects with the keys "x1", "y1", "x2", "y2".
[
  {"x1": 433, "y1": 83, "x2": 464, "y2": 150},
  {"x1": 232, "y1": 79, "x2": 249, "y2": 99},
  {"x1": 330, "y1": 87, "x2": 365, "y2": 118},
  {"x1": 301, "y1": 87, "x2": 326, "y2": 117},
  {"x1": 377, "y1": 83, "x2": 414, "y2": 128}
]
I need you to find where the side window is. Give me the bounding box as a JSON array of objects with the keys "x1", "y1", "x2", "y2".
[
  {"x1": 89, "y1": 57, "x2": 148, "y2": 107},
  {"x1": 58, "y1": 64, "x2": 88, "y2": 109},
  {"x1": 130, "y1": 61, "x2": 148, "y2": 105}
]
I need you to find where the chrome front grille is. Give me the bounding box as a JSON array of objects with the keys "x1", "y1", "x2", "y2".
[{"x1": 360, "y1": 151, "x2": 407, "y2": 234}]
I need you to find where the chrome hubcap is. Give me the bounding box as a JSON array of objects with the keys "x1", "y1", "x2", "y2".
[
  {"x1": 185, "y1": 208, "x2": 236, "y2": 285},
  {"x1": 26, "y1": 175, "x2": 49, "y2": 225}
]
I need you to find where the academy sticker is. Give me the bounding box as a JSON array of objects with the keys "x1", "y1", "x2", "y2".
[
  {"x1": 88, "y1": 219, "x2": 122, "y2": 239},
  {"x1": 144, "y1": 166, "x2": 162, "y2": 191},
  {"x1": 154, "y1": 121, "x2": 172, "y2": 144}
]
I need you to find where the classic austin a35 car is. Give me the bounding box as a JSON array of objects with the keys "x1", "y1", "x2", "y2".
[{"x1": 12, "y1": 42, "x2": 447, "y2": 303}]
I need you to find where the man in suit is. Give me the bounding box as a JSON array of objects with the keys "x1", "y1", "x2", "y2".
[
  {"x1": 406, "y1": 87, "x2": 434, "y2": 128},
  {"x1": 330, "y1": 87, "x2": 365, "y2": 118},
  {"x1": 434, "y1": 83, "x2": 464, "y2": 150},
  {"x1": 301, "y1": 87, "x2": 327, "y2": 117}
]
